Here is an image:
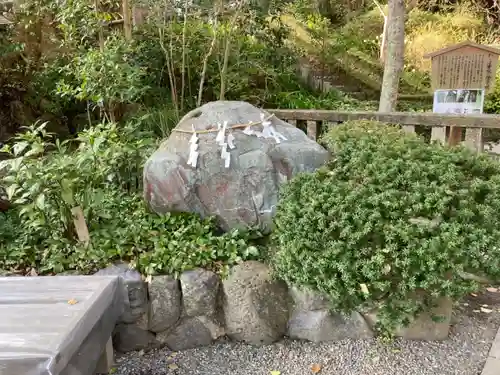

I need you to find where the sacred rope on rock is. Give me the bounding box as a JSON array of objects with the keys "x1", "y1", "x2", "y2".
[{"x1": 172, "y1": 113, "x2": 287, "y2": 169}]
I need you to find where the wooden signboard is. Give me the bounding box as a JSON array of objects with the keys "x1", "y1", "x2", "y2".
[{"x1": 424, "y1": 41, "x2": 500, "y2": 150}]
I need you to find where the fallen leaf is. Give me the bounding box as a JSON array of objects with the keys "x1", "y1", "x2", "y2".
[
  {"x1": 486, "y1": 287, "x2": 498, "y2": 293},
  {"x1": 311, "y1": 363, "x2": 322, "y2": 373},
  {"x1": 168, "y1": 363, "x2": 179, "y2": 370},
  {"x1": 481, "y1": 307, "x2": 493, "y2": 313},
  {"x1": 482, "y1": 304, "x2": 490, "y2": 307},
  {"x1": 270, "y1": 371, "x2": 281, "y2": 375},
  {"x1": 67, "y1": 299, "x2": 78, "y2": 305},
  {"x1": 471, "y1": 293, "x2": 478, "y2": 297},
  {"x1": 473, "y1": 309, "x2": 481, "y2": 313},
  {"x1": 463, "y1": 303, "x2": 469, "y2": 306}
]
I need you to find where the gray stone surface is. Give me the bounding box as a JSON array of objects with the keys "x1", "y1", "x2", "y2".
[
  {"x1": 180, "y1": 268, "x2": 220, "y2": 317},
  {"x1": 364, "y1": 297, "x2": 453, "y2": 340},
  {"x1": 157, "y1": 317, "x2": 215, "y2": 351},
  {"x1": 148, "y1": 275, "x2": 182, "y2": 333},
  {"x1": 94, "y1": 262, "x2": 148, "y2": 323},
  {"x1": 289, "y1": 286, "x2": 329, "y2": 311},
  {"x1": 222, "y1": 261, "x2": 289, "y2": 344},
  {"x1": 143, "y1": 100, "x2": 329, "y2": 232},
  {"x1": 104, "y1": 289, "x2": 500, "y2": 375},
  {"x1": 288, "y1": 310, "x2": 373, "y2": 342},
  {"x1": 113, "y1": 323, "x2": 161, "y2": 353}
]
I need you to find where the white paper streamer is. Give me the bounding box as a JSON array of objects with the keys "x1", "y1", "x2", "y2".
[
  {"x1": 216, "y1": 121, "x2": 227, "y2": 146},
  {"x1": 189, "y1": 125, "x2": 198, "y2": 144},
  {"x1": 270, "y1": 127, "x2": 287, "y2": 143},
  {"x1": 187, "y1": 149, "x2": 199, "y2": 167},
  {"x1": 220, "y1": 143, "x2": 231, "y2": 168},
  {"x1": 243, "y1": 126, "x2": 254, "y2": 135},
  {"x1": 227, "y1": 133, "x2": 236, "y2": 149},
  {"x1": 260, "y1": 113, "x2": 287, "y2": 143},
  {"x1": 187, "y1": 125, "x2": 199, "y2": 168}
]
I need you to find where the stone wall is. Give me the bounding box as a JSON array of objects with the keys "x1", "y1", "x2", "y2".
[{"x1": 95, "y1": 261, "x2": 453, "y2": 353}]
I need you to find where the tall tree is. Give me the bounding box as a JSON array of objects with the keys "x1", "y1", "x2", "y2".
[{"x1": 378, "y1": 0, "x2": 405, "y2": 112}]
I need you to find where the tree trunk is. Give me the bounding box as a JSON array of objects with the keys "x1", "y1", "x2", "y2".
[{"x1": 378, "y1": 0, "x2": 405, "y2": 112}]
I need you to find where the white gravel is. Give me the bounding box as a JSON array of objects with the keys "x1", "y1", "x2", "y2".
[{"x1": 113, "y1": 292, "x2": 500, "y2": 375}]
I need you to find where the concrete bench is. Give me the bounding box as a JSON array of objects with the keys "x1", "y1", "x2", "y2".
[{"x1": 0, "y1": 275, "x2": 122, "y2": 375}]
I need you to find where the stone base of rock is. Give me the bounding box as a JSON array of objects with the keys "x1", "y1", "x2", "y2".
[
  {"x1": 363, "y1": 297, "x2": 453, "y2": 341},
  {"x1": 97, "y1": 262, "x2": 454, "y2": 353}
]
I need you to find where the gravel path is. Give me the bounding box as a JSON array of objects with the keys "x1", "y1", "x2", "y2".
[{"x1": 114, "y1": 289, "x2": 500, "y2": 375}]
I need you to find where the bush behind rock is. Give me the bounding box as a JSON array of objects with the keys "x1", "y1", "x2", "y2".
[{"x1": 272, "y1": 120, "x2": 500, "y2": 334}]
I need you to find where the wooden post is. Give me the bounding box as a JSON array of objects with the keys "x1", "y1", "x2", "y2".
[
  {"x1": 306, "y1": 120, "x2": 317, "y2": 140},
  {"x1": 402, "y1": 125, "x2": 415, "y2": 134},
  {"x1": 447, "y1": 127, "x2": 462, "y2": 146},
  {"x1": 132, "y1": 6, "x2": 149, "y2": 26},
  {"x1": 430, "y1": 127, "x2": 446, "y2": 144},
  {"x1": 71, "y1": 206, "x2": 90, "y2": 247},
  {"x1": 464, "y1": 128, "x2": 484, "y2": 152},
  {"x1": 94, "y1": 0, "x2": 104, "y2": 51},
  {"x1": 122, "y1": 0, "x2": 132, "y2": 40}
]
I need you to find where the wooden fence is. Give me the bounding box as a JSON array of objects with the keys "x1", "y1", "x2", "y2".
[{"x1": 267, "y1": 109, "x2": 500, "y2": 153}]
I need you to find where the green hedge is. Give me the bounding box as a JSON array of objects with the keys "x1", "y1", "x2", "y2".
[{"x1": 272, "y1": 120, "x2": 500, "y2": 334}]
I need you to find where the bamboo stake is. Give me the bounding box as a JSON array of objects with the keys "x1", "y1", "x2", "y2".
[{"x1": 122, "y1": 0, "x2": 132, "y2": 40}]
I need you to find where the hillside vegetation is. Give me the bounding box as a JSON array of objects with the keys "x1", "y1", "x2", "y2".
[{"x1": 285, "y1": 1, "x2": 500, "y2": 111}]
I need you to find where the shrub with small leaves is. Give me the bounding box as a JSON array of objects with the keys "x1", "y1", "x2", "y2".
[
  {"x1": 272, "y1": 120, "x2": 500, "y2": 335},
  {"x1": 0, "y1": 121, "x2": 262, "y2": 276}
]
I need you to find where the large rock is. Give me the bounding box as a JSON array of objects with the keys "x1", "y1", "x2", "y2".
[
  {"x1": 143, "y1": 101, "x2": 329, "y2": 232},
  {"x1": 113, "y1": 324, "x2": 161, "y2": 353},
  {"x1": 289, "y1": 286, "x2": 330, "y2": 311},
  {"x1": 363, "y1": 297, "x2": 453, "y2": 340},
  {"x1": 222, "y1": 261, "x2": 289, "y2": 344},
  {"x1": 157, "y1": 316, "x2": 224, "y2": 351},
  {"x1": 288, "y1": 310, "x2": 373, "y2": 342},
  {"x1": 180, "y1": 268, "x2": 220, "y2": 317},
  {"x1": 148, "y1": 275, "x2": 182, "y2": 333},
  {"x1": 94, "y1": 263, "x2": 148, "y2": 324}
]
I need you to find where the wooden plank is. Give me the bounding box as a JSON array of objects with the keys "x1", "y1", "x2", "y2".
[
  {"x1": 71, "y1": 206, "x2": 90, "y2": 246},
  {"x1": 267, "y1": 109, "x2": 500, "y2": 129}
]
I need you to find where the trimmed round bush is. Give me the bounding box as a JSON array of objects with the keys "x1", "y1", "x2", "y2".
[{"x1": 272, "y1": 120, "x2": 500, "y2": 334}]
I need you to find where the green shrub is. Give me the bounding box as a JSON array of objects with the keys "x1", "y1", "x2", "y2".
[
  {"x1": 0, "y1": 121, "x2": 261, "y2": 275},
  {"x1": 272, "y1": 120, "x2": 500, "y2": 334},
  {"x1": 484, "y1": 68, "x2": 500, "y2": 115}
]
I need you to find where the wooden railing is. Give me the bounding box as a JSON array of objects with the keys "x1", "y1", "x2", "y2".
[{"x1": 267, "y1": 109, "x2": 500, "y2": 153}]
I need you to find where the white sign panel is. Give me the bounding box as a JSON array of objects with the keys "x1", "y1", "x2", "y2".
[{"x1": 433, "y1": 89, "x2": 485, "y2": 115}]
